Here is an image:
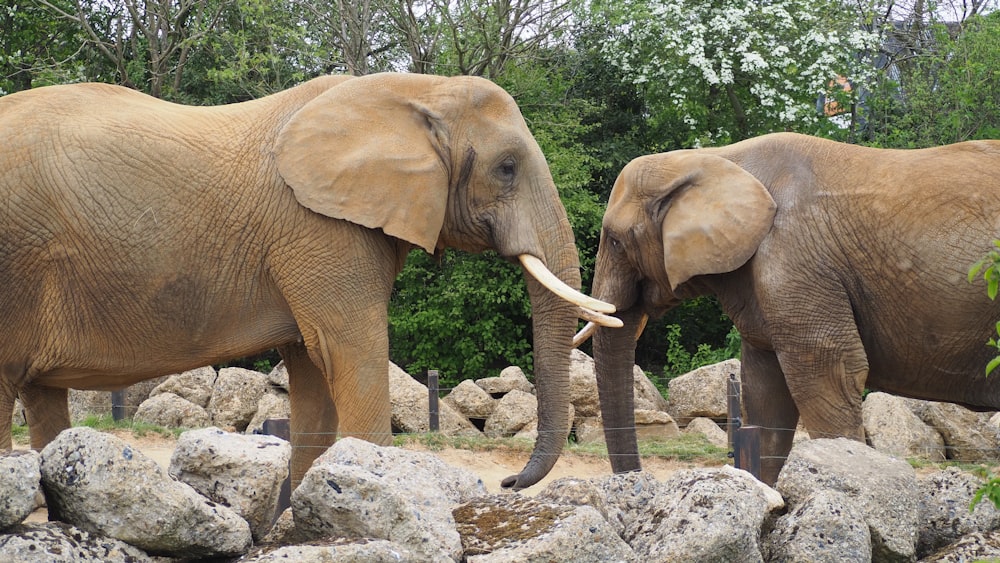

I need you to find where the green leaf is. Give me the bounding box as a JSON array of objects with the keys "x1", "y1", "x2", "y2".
[{"x1": 986, "y1": 356, "x2": 1000, "y2": 376}]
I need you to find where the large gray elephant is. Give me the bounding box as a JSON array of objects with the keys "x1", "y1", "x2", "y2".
[
  {"x1": 584, "y1": 132, "x2": 1000, "y2": 484},
  {"x1": 0, "y1": 73, "x2": 618, "y2": 489}
]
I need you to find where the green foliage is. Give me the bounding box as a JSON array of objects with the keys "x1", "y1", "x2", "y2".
[
  {"x1": 662, "y1": 324, "x2": 742, "y2": 382},
  {"x1": 77, "y1": 414, "x2": 182, "y2": 439},
  {"x1": 969, "y1": 240, "x2": 1000, "y2": 376},
  {"x1": 971, "y1": 472, "x2": 1000, "y2": 512}
]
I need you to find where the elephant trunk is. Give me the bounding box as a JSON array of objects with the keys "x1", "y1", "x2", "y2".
[
  {"x1": 594, "y1": 308, "x2": 643, "y2": 473},
  {"x1": 500, "y1": 245, "x2": 581, "y2": 490}
]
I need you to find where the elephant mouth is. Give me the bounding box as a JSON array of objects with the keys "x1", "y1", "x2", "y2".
[{"x1": 517, "y1": 254, "x2": 622, "y2": 328}]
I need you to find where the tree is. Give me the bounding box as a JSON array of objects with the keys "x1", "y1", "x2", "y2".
[
  {"x1": 589, "y1": 0, "x2": 880, "y2": 146},
  {"x1": 1, "y1": 0, "x2": 84, "y2": 94}
]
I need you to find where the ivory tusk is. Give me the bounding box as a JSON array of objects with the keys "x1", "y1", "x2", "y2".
[
  {"x1": 578, "y1": 307, "x2": 623, "y2": 328},
  {"x1": 572, "y1": 313, "x2": 649, "y2": 348},
  {"x1": 572, "y1": 321, "x2": 597, "y2": 348},
  {"x1": 518, "y1": 254, "x2": 616, "y2": 314}
]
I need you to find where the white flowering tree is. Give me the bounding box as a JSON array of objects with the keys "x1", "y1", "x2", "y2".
[{"x1": 588, "y1": 0, "x2": 881, "y2": 146}]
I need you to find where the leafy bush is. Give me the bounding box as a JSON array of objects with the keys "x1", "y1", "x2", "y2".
[
  {"x1": 968, "y1": 239, "x2": 1000, "y2": 376},
  {"x1": 659, "y1": 323, "x2": 741, "y2": 393}
]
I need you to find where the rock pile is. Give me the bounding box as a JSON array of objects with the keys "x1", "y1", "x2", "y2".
[{"x1": 1, "y1": 428, "x2": 999, "y2": 561}]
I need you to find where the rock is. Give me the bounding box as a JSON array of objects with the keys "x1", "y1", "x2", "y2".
[
  {"x1": 242, "y1": 539, "x2": 418, "y2": 562},
  {"x1": 634, "y1": 365, "x2": 670, "y2": 412},
  {"x1": 475, "y1": 366, "x2": 534, "y2": 397},
  {"x1": 266, "y1": 361, "x2": 289, "y2": 392},
  {"x1": 863, "y1": 392, "x2": 945, "y2": 460},
  {"x1": 919, "y1": 530, "x2": 1000, "y2": 561},
  {"x1": 0, "y1": 450, "x2": 40, "y2": 531},
  {"x1": 666, "y1": 359, "x2": 740, "y2": 425},
  {"x1": 916, "y1": 467, "x2": 1000, "y2": 557},
  {"x1": 68, "y1": 390, "x2": 111, "y2": 422},
  {"x1": 0, "y1": 522, "x2": 152, "y2": 562},
  {"x1": 621, "y1": 465, "x2": 780, "y2": 562},
  {"x1": 685, "y1": 416, "x2": 729, "y2": 448},
  {"x1": 634, "y1": 409, "x2": 681, "y2": 441},
  {"x1": 133, "y1": 392, "x2": 211, "y2": 428},
  {"x1": 536, "y1": 476, "x2": 611, "y2": 522},
  {"x1": 39, "y1": 427, "x2": 252, "y2": 558},
  {"x1": 291, "y1": 437, "x2": 486, "y2": 562},
  {"x1": 776, "y1": 437, "x2": 919, "y2": 562},
  {"x1": 245, "y1": 391, "x2": 291, "y2": 435},
  {"x1": 11, "y1": 399, "x2": 24, "y2": 427},
  {"x1": 909, "y1": 400, "x2": 999, "y2": 461},
  {"x1": 455, "y1": 495, "x2": 635, "y2": 562},
  {"x1": 595, "y1": 470, "x2": 665, "y2": 538},
  {"x1": 443, "y1": 379, "x2": 496, "y2": 422},
  {"x1": 149, "y1": 366, "x2": 217, "y2": 408},
  {"x1": 484, "y1": 389, "x2": 537, "y2": 438},
  {"x1": 389, "y1": 362, "x2": 481, "y2": 437},
  {"x1": 763, "y1": 489, "x2": 872, "y2": 562},
  {"x1": 169, "y1": 427, "x2": 291, "y2": 542},
  {"x1": 568, "y1": 349, "x2": 600, "y2": 417},
  {"x1": 208, "y1": 367, "x2": 269, "y2": 432},
  {"x1": 573, "y1": 416, "x2": 605, "y2": 444}
]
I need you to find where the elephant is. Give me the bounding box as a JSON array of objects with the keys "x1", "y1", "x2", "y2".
[
  {"x1": 582, "y1": 132, "x2": 1000, "y2": 484},
  {"x1": 0, "y1": 72, "x2": 619, "y2": 489}
]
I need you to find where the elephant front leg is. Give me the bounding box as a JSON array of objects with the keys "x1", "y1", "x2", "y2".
[
  {"x1": 281, "y1": 342, "x2": 339, "y2": 488},
  {"x1": 740, "y1": 344, "x2": 798, "y2": 485}
]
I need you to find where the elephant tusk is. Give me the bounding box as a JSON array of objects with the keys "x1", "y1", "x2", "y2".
[
  {"x1": 572, "y1": 321, "x2": 597, "y2": 348},
  {"x1": 572, "y1": 313, "x2": 649, "y2": 348},
  {"x1": 577, "y1": 307, "x2": 623, "y2": 329},
  {"x1": 518, "y1": 254, "x2": 617, "y2": 314}
]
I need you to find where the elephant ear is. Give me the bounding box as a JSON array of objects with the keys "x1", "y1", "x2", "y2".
[
  {"x1": 653, "y1": 153, "x2": 777, "y2": 290},
  {"x1": 274, "y1": 74, "x2": 450, "y2": 253}
]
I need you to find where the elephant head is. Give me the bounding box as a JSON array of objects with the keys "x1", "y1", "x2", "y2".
[
  {"x1": 586, "y1": 151, "x2": 775, "y2": 474},
  {"x1": 273, "y1": 73, "x2": 617, "y2": 489}
]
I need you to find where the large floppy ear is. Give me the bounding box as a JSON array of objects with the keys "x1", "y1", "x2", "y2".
[
  {"x1": 647, "y1": 153, "x2": 776, "y2": 290},
  {"x1": 274, "y1": 73, "x2": 451, "y2": 253}
]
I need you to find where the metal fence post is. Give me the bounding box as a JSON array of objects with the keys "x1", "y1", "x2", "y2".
[
  {"x1": 262, "y1": 418, "x2": 292, "y2": 522},
  {"x1": 111, "y1": 390, "x2": 126, "y2": 422},
  {"x1": 733, "y1": 425, "x2": 762, "y2": 480},
  {"x1": 427, "y1": 370, "x2": 440, "y2": 432}
]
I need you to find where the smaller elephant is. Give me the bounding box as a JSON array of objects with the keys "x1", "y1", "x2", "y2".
[{"x1": 585, "y1": 132, "x2": 1000, "y2": 484}]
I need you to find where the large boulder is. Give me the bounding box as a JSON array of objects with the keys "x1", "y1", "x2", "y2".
[
  {"x1": 39, "y1": 427, "x2": 252, "y2": 559},
  {"x1": 916, "y1": 467, "x2": 1000, "y2": 557},
  {"x1": 685, "y1": 416, "x2": 729, "y2": 448},
  {"x1": 455, "y1": 495, "x2": 634, "y2": 562},
  {"x1": 208, "y1": 367, "x2": 269, "y2": 432},
  {"x1": 149, "y1": 366, "x2": 217, "y2": 408},
  {"x1": 0, "y1": 451, "x2": 40, "y2": 531},
  {"x1": 245, "y1": 391, "x2": 291, "y2": 436},
  {"x1": 907, "y1": 400, "x2": 999, "y2": 461},
  {"x1": 291, "y1": 437, "x2": 487, "y2": 562},
  {"x1": 169, "y1": 427, "x2": 291, "y2": 542},
  {"x1": 863, "y1": 392, "x2": 945, "y2": 461},
  {"x1": 484, "y1": 389, "x2": 537, "y2": 439},
  {"x1": 443, "y1": 379, "x2": 496, "y2": 423},
  {"x1": 389, "y1": 362, "x2": 480, "y2": 436},
  {"x1": 133, "y1": 392, "x2": 211, "y2": 428},
  {"x1": 776, "y1": 437, "x2": 919, "y2": 562},
  {"x1": 475, "y1": 366, "x2": 534, "y2": 397},
  {"x1": 763, "y1": 489, "x2": 872, "y2": 562},
  {"x1": 0, "y1": 523, "x2": 151, "y2": 562},
  {"x1": 666, "y1": 359, "x2": 740, "y2": 425},
  {"x1": 241, "y1": 539, "x2": 417, "y2": 562}
]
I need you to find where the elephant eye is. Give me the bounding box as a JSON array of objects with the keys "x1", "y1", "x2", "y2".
[{"x1": 496, "y1": 157, "x2": 517, "y2": 182}]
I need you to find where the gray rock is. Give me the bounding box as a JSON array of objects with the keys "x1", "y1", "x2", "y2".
[
  {"x1": 149, "y1": 366, "x2": 217, "y2": 408},
  {"x1": 266, "y1": 361, "x2": 289, "y2": 392},
  {"x1": 634, "y1": 409, "x2": 681, "y2": 441},
  {"x1": 917, "y1": 467, "x2": 1000, "y2": 557},
  {"x1": 685, "y1": 417, "x2": 729, "y2": 448},
  {"x1": 68, "y1": 390, "x2": 111, "y2": 422},
  {"x1": 863, "y1": 392, "x2": 945, "y2": 461},
  {"x1": 245, "y1": 391, "x2": 291, "y2": 435},
  {"x1": 208, "y1": 367, "x2": 269, "y2": 432},
  {"x1": 133, "y1": 392, "x2": 211, "y2": 428},
  {"x1": 568, "y1": 349, "x2": 601, "y2": 417},
  {"x1": 595, "y1": 470, "x2": 665, "y2": 539},
  {"x1": 573, "y1": 416, "x2": 605, "y2": 444},
  {"x1": 389, "y1": 362, "x2": 480, "y2": 437},
  {"x1": 918, "y1": 529, "x2": 1000, "y2": 562},
  {"x1": 291, "y1": 437, "x2": 486, "y2": 562},
  {"x1": 624, "y1": 465, "x2": 780, "y2": 562},
  {"x1": 776, "y1": 438, "x2": 919, "y2": 562},
  {"x1": 39, "y1": 427, "x2": 251, "y2": 558},
  {"x1": 11, "y1": 399, "x2": 24, "y2": 427},
  {"x1": 633, "y1": 365, "x2": 670, "y2": 412},
  {"x1": 169, "y1": 427, "x2": 291, "y2": 542},
  {"x1": 0, "y1": 522, "x2": 152, "y2": 562},
  {"x1": 475, "y1": 366, "x2": 534, "y2": 396},
  {"x1": 484, "y1": 389, "x2": 537, "y2": 438},
  {"x1": 536, "y1": 476, "x2": 611, "y2": 523},
  {"x1": 763, "y1": 489, "x2": 872, "y2": 562},
  {"x1": 909, "y1": 400, "x2": 999, "y2": 461},
  {"x1": 443, "y1": 379, "x2": 496, "y2": 421},
  {"x1": 455, "y1": 495, "x2": 635, "y2": 562},
  {"x1": 666, "y1": 359, "x2": 740, "y2": 425},
  {"x1": 0, "y1": 450, "x2": 40, "y2": 531},
  {"x1": 242, "y1": 539, "x2": 418, "y2": 562}
]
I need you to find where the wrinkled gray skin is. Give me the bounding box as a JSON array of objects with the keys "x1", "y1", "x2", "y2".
[
  {"x1": 0, "y1": 73, "x2": 583, "y2": 489},
  {"x1": 593, "y1": 132, "x2": 1000, "y2": 484}
]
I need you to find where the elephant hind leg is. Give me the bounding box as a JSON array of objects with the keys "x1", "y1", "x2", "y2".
[
  {"x1": 20, "y1": 385, "x2": 70, "y2": 451},
  {"x1": 280, "y1": 342, "x2": 338, "y2": 488}
]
